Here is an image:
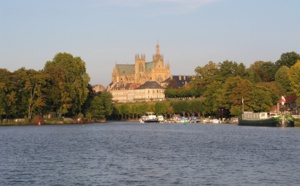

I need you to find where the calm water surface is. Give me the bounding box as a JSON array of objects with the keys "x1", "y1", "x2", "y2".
[{"x1": 0, "y1": 122, "x2": 300, "y2": 185}]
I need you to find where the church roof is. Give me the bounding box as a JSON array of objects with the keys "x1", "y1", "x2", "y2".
[
  {"x1": 116, "y1": 64, "x2": 135, "y2": 75},
  {"x1": 145, "y1": 61, "x2": 158, "y2": 72},
  {"x1": 116, "y1": 61, "x2": 158, "y2": 74},
  {"x1": 136, "y1": 81, "x2": 163, "y2": 89}
]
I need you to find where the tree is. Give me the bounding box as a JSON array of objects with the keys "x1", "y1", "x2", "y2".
[
  {"x1": 164, "y1": 101, "x2": 174, "y2": 118},
  {"x1": 80, "y1": 84, "x2": 94, "y2": 118},
  {"x1": 8, "y1": 68, "x2": 48, "y2": 121},
  {"x1": 230, "y1": 106, "x2": 243, "y2": 117},
  {"x1": 0, "y1": 73, "x2": 7, "y2": 118},
  {"x1": 192, "y1": 61, "x2": 219, "y2": 93},
  {"x1": 289, "y1": 60, "x2": 300, "y2": 105},
  {"x1": 275, "y1": 51, "x2": 300, "y2": 69},
  {"x1": 190, "y1": 98, "x2": 205, "y2": 117},
  {"x1": 257, "y1": 82, "x2": 285, "y2": 104},
  {"x1": 89, "y1": 94, "x2": 105, "y2": 119},
  {"x1": 44, "y1": 66, "x2": 71, "y2": 118},
  {"x1": 246, "y1": 86, "x2": 273, "y2": 112},
  {"x1": 120, "y1": 104, "x2": 130, "y2": 120},
  {"x1": 221, "y1": 76, "x2": 253, "y2": 113},
  {"x1": 87, "y1": 91, "x2": 113, "y2": 120},
  {"x1": 203, "y1": 81, "x2": 223, "y2": 115},
  {"x1": 155, "y1": 102, "x2": 166, "y2": 115},
  {"x1": 248, "y1": 61, "x2": 276, "y2": 83},
  {"x1": 217, "y1": 60, "x2": 247, "y2": 82},
  {"x1": 101, "y1": 91, "x2": 113, "y2": 117},
  {"x1": 275, "y1": 66, "x2": 292, "y2": 95},
  {"x1": 24, "y1": 70, "x2": 48, "y2": 121},
  {"x1": 44, "y1": 53, "x2": 90, "y2": 115},
  {"x1": 0, "y1": 69, "x2": 11, "y2": 119}
]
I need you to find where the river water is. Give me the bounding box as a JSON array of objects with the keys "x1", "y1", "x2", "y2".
[{"x1": 0, "y1": 122, "x2": 300, "y2": 185}]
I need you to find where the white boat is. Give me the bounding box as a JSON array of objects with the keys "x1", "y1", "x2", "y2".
[
  {"x1": 157, "y1": 115, "x2": 164, "y2": 123},
  {"x1": 139, "y1": 112, "x2": 158, "y2": 123}
]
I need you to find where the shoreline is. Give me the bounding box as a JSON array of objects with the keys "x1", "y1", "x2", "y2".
[{"x1": 1, "y1": 118, "x2": 299, "y2": 127}]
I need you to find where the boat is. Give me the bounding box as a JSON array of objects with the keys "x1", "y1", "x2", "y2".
[
  {"x1": 157, "y1": 115, "x2": 165, "y2": 123},
  {"x1": 139, "y1": 112, "x2": 158, "y2": 123},
  {"x1": 238, "y1": 112, "x2": 294, "y2": 127}
]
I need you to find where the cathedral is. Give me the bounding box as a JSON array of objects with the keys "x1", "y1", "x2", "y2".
[
  {"x1": 111, "y1": 42, "x2": 171, "y2": 84},
  {"x1": 107, "y1": 43, "x2": 171, "y2": 102}
]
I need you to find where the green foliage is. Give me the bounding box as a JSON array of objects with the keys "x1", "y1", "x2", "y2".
[
  {"x1": 217, "y1": 60, "x2": 247, "y2": 82},
  {"x1": 164, "y1": 87, "x2": 201, "y2": 98},
  {"x1": 155, "y1": 102, "x2": 166, "y2": 115},
  {"x1": 256, "y1": 82, "x2": 285, "y2": 104},
  {"x1": 89, "y1": 95, "x2": 105, "y2": 119},
  {"x1": 203, "y1": 81, "x2": 223, "y2": 114},
  {"x1": 247, "y1": 61, "x2": 276, "y2": 83},
  {"x1": 88, "y1": 91, "x2": 113, "y2": 119},
  {"x1": 246, "y1": 86, "x2": 273, "y2": 112},
  {"x1": 44, "y1": 53, "x2": 90, "y2": 115},
  {"x1": 275, "y1": 51, "x2": 300, "y2": 69},
  {"x1": 230, "y1": 106, "x2": 243, "y2": 117},
  {"x1": 290, "y1": 60, "x2": 300, "y2": 99},
  {"x1": 2, "y1": 51, "x2": 300, "y2": 122},
  {"x1": 275, "y1": 66, "x2": 292, "y2": 95},
  {"x1": 44, "y1": 66, "x2": 71, "y2": 117},
  {"x1": 193, "y1": 61, "x2": 218, "y2": 92}
]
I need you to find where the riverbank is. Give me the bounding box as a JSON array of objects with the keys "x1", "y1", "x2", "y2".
[
  {"x1": 0, "y1": 118, "x2": 107, "y2": 126},
  {"x1": 2, "y1": 118, "x2": 300, "y2": 127}
]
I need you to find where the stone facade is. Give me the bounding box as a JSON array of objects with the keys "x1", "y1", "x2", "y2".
[
  {"x1": 111, "y1": 43, "x2": 170, "y2": 84},
  {"x1": 109, "y1": 81, "x2": 165, "y2": 103},
  {"x1": 108, "y1": 43, "x2": 171, "y2": 103}
]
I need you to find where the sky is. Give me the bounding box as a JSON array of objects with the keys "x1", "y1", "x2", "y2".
[{"x1": 1, "y1": 0, "x2": 299, "y2": 86}]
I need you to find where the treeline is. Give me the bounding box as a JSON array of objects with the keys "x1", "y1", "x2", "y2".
[
  {"x1": 162, "y1": 51, "x2": 300, "y2": 117},
  {"x1": 0, "y1": 53, "x2": 113, "y2": 122},
  {"x1": 1, "y1": 51, "x2": 300, "y2": 122},
  {"x1": 112, "y1": 99, "x2": 209, "y2": 120}
]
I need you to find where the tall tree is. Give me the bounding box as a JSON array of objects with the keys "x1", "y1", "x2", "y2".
[
  {"x1": 203, "y1": 81, "x2": 223, "y2": 115},
  {"x1": 221, "y1": 76, "x2": 253, "y2": 112},
  {"x1": 0, "y1": 69, "x2": 11, "y2": 119},
  {"x1": 24, "y1": 70, "x2": 48, "y2": 120},
  {"x1": 44, "y1": 66, "x2": 71, "y2": 117},
  {"x1": 217, "y1": 60, "x2": 247, "y2": 82},
  {"x1": 44, "y1": 53, "x2": 90, "y2": 115},
  {"x1": 275, "y1": 66, "x2": 292, "y2": 95},
  {"x1": 10, "y1": 68, "x2": 48, "y2": 121},
  {"x1": 101, "y1": 91, "x2": 113, "y2": 117},
  {"x1": 275, "y1": 51, "x2": 300, "y2": 69},
  {"x1": 192, "y1": 61, "x2": 219, "y2": 93},
  {"x1": 248, "y1": 61, "x2": 276, "y2": 83},
  {"x1": 89, "y1": 94, "x2": 105, "y2": 119},
  {"x1": 289, "y1": 60, "x2": 300, "y2": 105},
  {"x1": 155, "y1": 101, "x2": 166, "y2": 115},
  {"x1": 257, "y1": 82, "x2": 285, "y2": 104},
  {"x1": 247, "y1": 86, "x2": 273, "y2": 112}
]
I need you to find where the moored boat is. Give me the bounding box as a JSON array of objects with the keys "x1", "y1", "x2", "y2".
[
  {"x1": 139, "y1": 112, "x2": 158, "y2": 123},
  {"x1": 238, "y1": 112, "x2": 294, "y2": 127}
]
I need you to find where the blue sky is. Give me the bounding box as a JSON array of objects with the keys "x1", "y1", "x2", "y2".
[{"x1": 1, "y1": 0, "x2": 299, "y2": 86}]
